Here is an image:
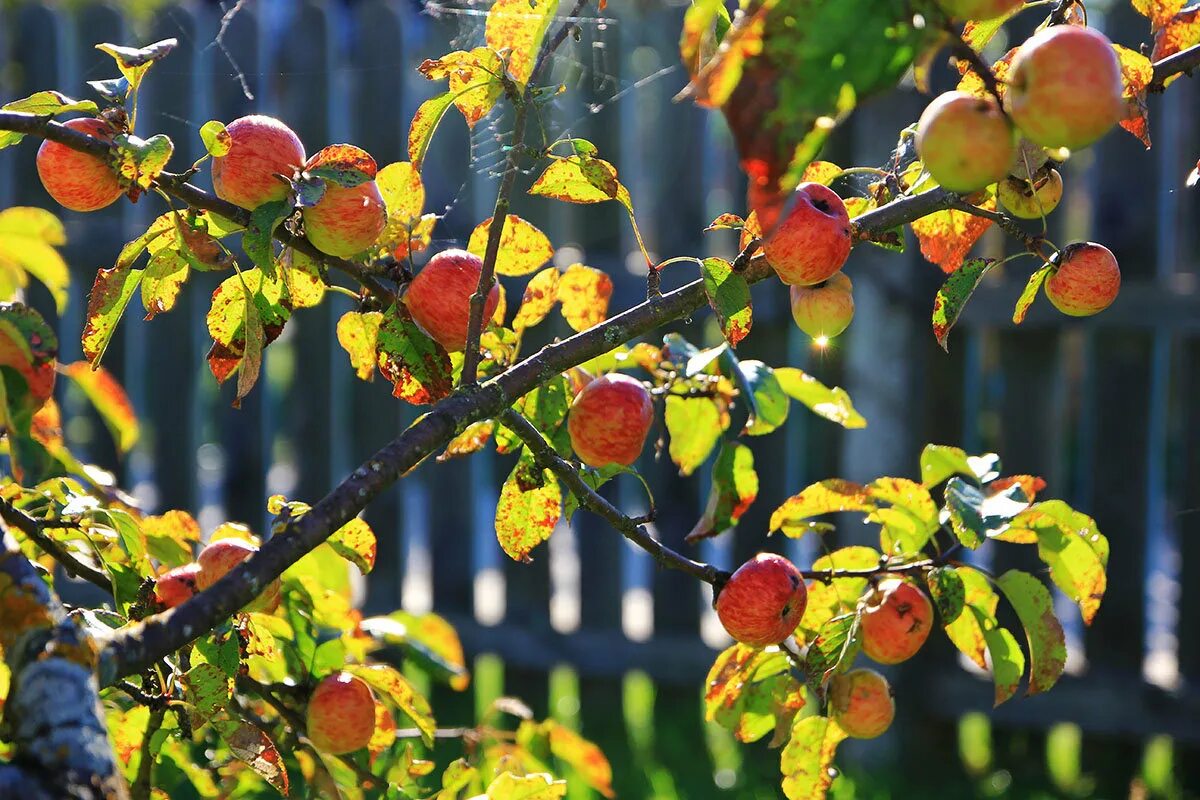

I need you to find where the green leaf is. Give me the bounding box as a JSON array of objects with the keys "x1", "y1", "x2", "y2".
[
  {"x1": 1018, "y1": 501, "x2": 1107, "y2": 625},
  {"x1": 112, "y1": 133, "x2": 175, "y2": 191},
  {"x1": 95, "y1": 38, "x2": 177, "y2": 90},
  {"x1": 687, "y1": 442, "x2": 758, "y2": 541},
  {"x1": 408, "y1": 91, "x2": 458, "y2": 171},
  {"x1": 376, "y1": 304, "x2": 454, "y2": 404},
  {"x1": 942, "y1": 566, "x2": 997, "y2": 670},
  {"x1": 484, "y1": 772, "x2": 567, "y2": 800},
  {"x1": 804, "y1": 613, "x2": 861, "y2": 682},
  {"x1": 919, "y1": 443, "x2": 1000, "y2": 487},
  {"x1": 774, "y1": 367, "x2": 866, "y2": 429},
  {"x1": 926, "y1": 565, "x2": 965, "y2": 624},
  {"x1": 184, "y1": 663, "x2": 232, "y2": 723},
  {"x1": 977, "y1": 612, "x2": 1025, "y2": 706},
  {"x1": 780, "y1": 715, "x2": 848, "y2": 800},
  {"x1": 141, "y1": 248, "x2": 189, "y2": 319},
  {"x1": 199, "y1": 120, "x2": 231, "y2": 157},
  {"x1": 867, "y1": 477, "x2": 938, "y2": 556},
  {"x1": 932, "y1": 257, "x2": 992, "y2": 352},
  {"x1": 664, "y1": 396, "x2": 725, "y2": 476},
  {"x1": 345, "y1": 663, "x2": 437, "y2": 747},
  {"x1": 361, "y1": 610, "x2": 470, "y2": 691},
  {"x1": 737, "y1": 359, "x2": 789, "y2": 436},
  {"x1": 704, "y1": 644, "x2": 802, "y2": 745},
  {"x1": 1013, "y1": 264, "x2": 1051, "y2": 325},
  {"x1": 996, "y1": 570, "x2": 1066, "y2": 696},
  {"x1": 82, "y1": 265, "x2": 143, "y2": 368},
  {"x1": 0, "y1": 207, "x2": 70, "y2": 314},
  {"x1": 0, "y1": 93, "x2": 95, "y2": 148},
  {"x1": 769, "y1": 480, "x2": 874, "y2": 538},
  {"x1": 495, "y1": 456, "x2": 561, "y2": 562},
  {"x1": 234, "y1": 282, "x2": 263, "y2": 407},
  {"x1": 701, "y1": 256, "x2": 752, "y2": 347},
  {"x1": 809, "y1": 546, "x2": 881, "y2": 608},
  {"x1": 206, "y1": 269, "x2": 289, "y2": 389},
  {"x1": 328, "y1": 518, "x2": 376, "y2": 574},
  {"x1": 484, "y1": 0, "x2": 560, "y2": 88},
  {"x1": 244, "y1": 200, "x2": 289, "y2": 276},
  {"x1": 61, "y1": 362, "x2": 139, "y2": 453},
  {"x1": 944, "y1": 477, "x2": 1030, "y2": 548}
]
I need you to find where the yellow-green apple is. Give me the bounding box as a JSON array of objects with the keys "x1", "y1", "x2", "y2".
[
  {"x1": 196, "y1": 537, "x2": 281, "y2": 613},
  {"x1": 860, "y1": 577, "x2": 934, "y2": 665},
  {"x1": 790, "y1": 271, "x2": 854, "y2": 341},
  {"x1": 567, "y1": 373, "x2": 654, "y2": 467},
  {"x1": 404, "y1": 249, "x2": 499, "y2": 352},
  {"x1": 916, "y1": 91, "x2": 1015, "y2": 193},
  {"x1": 762, "y1": 182, "x2": 852, "y2": 286},
  {"x1": 998, "y1": 168, "x2": 1063, "y2": 218},
  {"x1": 935, "y1": 0, "x2": 1023, "y2": 20},
  {"x1": 301, "y1": 144, "x2": 387, "y2": 258},
  {"x1": 153, "y1": 563, "x2": 201, "y2": 609},
  {"x1": 829, "y1": 668, "x2": 895, "y2": 738},
  {"x1": 1044, "y1": 242, "x2": 1120, "y2": 316},
  {"x1": 714, "y1": 553, "x2": 808, "y2": 647},
  {"x1": 305, "y1": 672, "x2": 376, "y2": 755},
  {"x1": 36, "y1": 117, "x2": 124, "y2": 212},
  {"x1": 210, "y1": 115, "x2": 305, "y2": 209},
  {"x1": 1007, "y1": 25, "x2": 1123, "y2": 150}
]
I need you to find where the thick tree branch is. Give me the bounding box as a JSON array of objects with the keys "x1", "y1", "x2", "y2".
[
  {"x1": 1149, "y1": 43, "x2": 1200, "y2": 92},
  {"x1": 0, "y1": 498, "x2": 113, "y2": 593},
  {"x1": 500, "y1": 408, "x2": 729, "y2": 585},
  {"x1": 0, "y1": 111, "x2": 394, "y2": 304}
]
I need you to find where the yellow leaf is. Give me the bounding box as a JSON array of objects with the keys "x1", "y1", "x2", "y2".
[
  {"x1": 467, "y1": 214, "x2": 554, "y2": 277},
  {"x1": 484, "y1": 0, "x2": 560, "y2": 88},
  {"x1": 336, "y1": 311, "x2": 383, "y2": 381},
  {"x1": 512, "y1": 267, "x2": 560, "y2": 330},
  {"x1": 557, "y1": 264, "x2": 612, "y2": 332}
]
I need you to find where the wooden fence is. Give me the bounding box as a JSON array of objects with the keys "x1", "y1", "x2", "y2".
[{"x1": 1, "y1": 0, "x2": 1198, "y2": 795}]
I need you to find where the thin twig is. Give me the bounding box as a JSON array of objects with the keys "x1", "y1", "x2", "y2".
[
  {"x1": 1149, "y1": 43, "x2": 1200, "y2": 93},
  {"x1": 946, "y1": 196, "x2": 1043, "y2": 253},
  {"x1": 0, "y1": 498, "x2": 113, "y2": 593},
  {"x1": 945, "y1": 24, "x2": 1007, "y2": 111}
]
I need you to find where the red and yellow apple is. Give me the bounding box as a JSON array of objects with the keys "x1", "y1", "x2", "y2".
[
  {"x1": 860, "y1": 577, "x2": 934, "y2": 665},
  {"x1": 211, "y1": 115, "x2": 306, "y2": 209},
  {"x1": 1007, "y1": 26, "x2": 1124, "y2": 150},
  {"x1": 567, "y1": 373, "x2": 654, "y2": 468},
  {"x1": 305, "y1": 672, "x2": 377, "y2": 755},
  {"x1": 714, "y1": 553, "x2": 808, "y2": 647},
  {"x1": 36, "y1": 117, "x2": 124, "y2": 212},
  {"x1": 1044, "y1": 242, "x2": 1120, "y2": 316},
  {"x1": 196, "y1": 537, "x2": 281, "y2": 613},
  {"x1": 404, "y1": 249, "x2": 500, "y2": 352},
  {"x1": 829, "y1": 668, "x2": 894, "y2": 739},
  {"x1": 762, "y1": 182, "x2": 852, "y2": 286},
  {"x1": 998, "y1": 168, "x2": 1063, "y2": 219},
  {"x1": 153, "y1": 563, "x2": 201, "y2": 609},
  {"x1": 301, "y1": 145, "x2": 387, "y2": 258},
  {"x1": 916, "y1": 91, "x2": 1015, "y2": 193},
  {"x1": 790, "y1": 271, "x2": 854, "y2": 341}
]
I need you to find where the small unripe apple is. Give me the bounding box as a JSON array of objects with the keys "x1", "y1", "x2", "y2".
[
  {"x1": 789, "y1": 271, "x2": 854, "y2": 341},
  {"x1": 935, "y1": 0, "x2": 1023, "y2": 20},
  {"x1": 196, "y1": 537, "x2": 281, "y2": 613},
  {"x1": 998, "y1": 168, "x2": 1063, "y2": 219},
  {"x1": 762, "y1": 182, "x2": 852, "y2": 286},
  {"x1": 714, "y1": 553, "x2": 807, "y2": 647},
  {"x1": 1007, "y1": 26, "x2": 1123, "y2": 150},
  {"x1": 211, "y1": 115, "x2": 306, "y2": 209},
  {"x1": 860, "y1": 577, "x2": 934, "y2": 665},
  {"x1": 404, "y1": 249, "x2": 500, "y2": 352},
  {"x1": 829, "y1": 668, "x2": 894, "y2": 739},
  {"x1": 301, "y1": 145, "x2": 387, "y2": 258},
  {"x1": 36, "y1": 117, "x2": 124, "y2": 212},
  {"x1": 305, "y1": 672, "x2": 376, "y2": 755},
  {"x1": 916, "y1": 91, "x2": 1015, "y2": 193},
  {"x1": 153, "y1": 563, "x2": 201, "y2": 609},
  {"x1": 567, "y1": 373, "x2": 654, "y2": 468},
  {"x1": 1044, "y1": 242, "x2": 1120, "y2": 316}
]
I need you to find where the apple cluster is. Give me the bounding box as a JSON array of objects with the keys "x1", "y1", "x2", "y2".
[{"x1": 153, "y1": 536, "x2": 281, "y2": 613}]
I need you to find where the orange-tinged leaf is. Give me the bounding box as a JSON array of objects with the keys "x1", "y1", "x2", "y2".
[
  {"x1": 1152, "y1": 6, "x2": 1200, "y2": 67},
  {"x1": 329, "y1": 518, "x2": 376, "y2": 574},
  {"x1": 557, "y1": 264, "x2": 612, "y2": 332},
  {"x1": 438, "y1": 420, "x2": 496, "y2": 462},
  {"x1": 513, "y1": 267, "x2": 560, "y2": 331},
  {"x1": 1114, "y1": 44, "x2": 1153, "y2": 147},
  {"x1": 408, "y1": 91, "x2": 457, "y2": 171},
  {"x1": 83, "y1": 265, "x2": 144, "y2": 367},
  {"x1": 376, "y1": 305, "x2": 453, "y2": 405},
  {"x1": 911, "y1": 196, "x2": 996, "y2": 273},
  {"x1": 205, "y1": 269, "x2": 288, "y2": 390},
  {"x1": 495, "y1": 459, "x2": 561, "y2": 562},
  {"x1": 780, "y1": 715, "x2": 847, "y2": 800},
  {"x1": 769, "y1": 479, "x2": 874, "y2": 537},
  {"x1": 142, "y1": 509, "x2": 201, "y2": 568},
  {"x1": 705, "y1": 213, "x2": 746, "y2": 232},
  {"x1": 484, "y1": 0, "x2": 559, "y2": 88},
  {"x1": 419, "y1": 48, "x2": 505, "y2": 127},
  {"x1": 1134, "y1": 0, "x2": 1185, "y2": 30},
  {"x1": 210, "y1": 711, "x2": 290, "y2": 795},
  {"x1": 345, "y1": 664, "x2": 436, "y2": 746},
  {"x1": 700, "y1": 256, "x2": 752, "y2": 347},
  {"x1": 336, "y1": 311, "x2": 383, "y2": 381},
  {"x1": 800, "y1": 160, "x2": 842, "y2": 186},
  {"x1": 547, "y1": 722, "x2": 614, "y2": 798},
  {"x1": 955, "y1": 48, "x2": 1016, "y2": 100},
  {"x1": 61, "y1": 361, "x2": 139, "y2": 453},
  {"x1": 369, "y1": 701, "x2": 397, "y2": 763},
  {"x1": 989, "y1": 475, "x2": 1046, "y2": 502},
  {"x1": 687, "y1": 5, "x2": 768, "y2": 108},
  {"x1": 467, "y1": 215, "x2": 554, "y2": 277}
]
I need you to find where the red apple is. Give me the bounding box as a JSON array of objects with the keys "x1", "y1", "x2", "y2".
[
  {"x1": 301, "y1": 145, "x2": 387, "y2": 258},
  {"x1": 935, "y1": 0, "x2": 1023, "y2": 21},
  {"x1": 36, "y1": 117, "x2": 124, "y2": 212},
  {"x1": 153, "y1": 563, "x2": 201, "y2": 609},
  {"x1": 714, "y1": 553, "x2": 808, "y2": 647},
  {"x1": 998, "y1": 168, "x2": 1063, "y2": 219},
  {"x1": 916, "y1": 91, "x2": 1015, "y2": 193},
  {"x1": 196, "y1": 537, "x2": 281, "y2": 613},
  {"x1": 305, "y1": 672, "x2": 376, "y2": 755},
  {"x1": 762, "y1": 183, "x2": 852, "y2": 286},
  {"x1": 860, "y1": 577, "x2": 934, "y2": 665},
  {"x1": 789, "y1": 271, "x2": 854, "y2": 340},
  {"x1": 829, "y1": 668, "x2": 894, "y2": 739},
  {"x1": 1044, "y1": 242, "x2": 1120, "y2": 316},
  {"x1": 210, "y1": 115, "x2": 306, "y2": 209},
  {"x1": 1007, "y1": 26, "x2": 1124, "y2": 150},
  {"x1": 567, "y1": 373, "x2": 654, "y2": 468},
  {"x1": 404, "y1": 249, "x2": 500, "y2": 352}
]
